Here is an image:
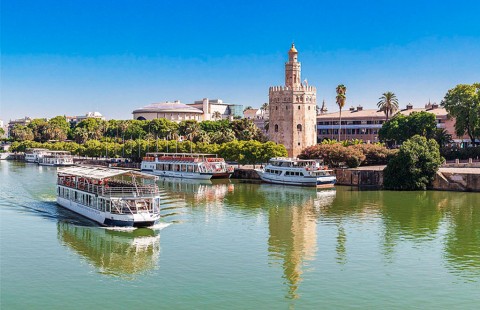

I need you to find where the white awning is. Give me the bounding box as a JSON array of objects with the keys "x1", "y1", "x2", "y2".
[{"x1": 57, "y1": 166, "x2": 157, "y2": 180}]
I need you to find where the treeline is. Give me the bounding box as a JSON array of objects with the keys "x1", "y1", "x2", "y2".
[
  {"x1": 10, "y1": 139, "x2": 287, "y2": 165},
  {"x1": 299, "y1": 139, "x2": 397, "y2": 168},
  {"x1": 9, "y1": 117, "x2": 267, "y2": 144}
]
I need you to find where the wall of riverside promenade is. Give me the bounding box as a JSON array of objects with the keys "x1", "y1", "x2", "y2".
[
  {"x1": 334, "y1": 167, "x2": 480, "y2": 192},
  {"x1": 334, "y1": 168, "x2": 384, "y2": 188},
  {"x1": 230, "y1": 166, "x2": 480, "y2": 192},
  {"x1": 231, "y1": 168, "x2": 261, "y2": 179}
]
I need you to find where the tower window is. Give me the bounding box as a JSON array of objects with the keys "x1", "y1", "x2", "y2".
[
  {"x1": 308, "y1": 106, "x2": 311, "y2": 110},
  {"x1": 276, "y1": 106, "x2": 278, "y2": 110},
  {"x1": 298, "y1": 106, "x2": 300, "y2": 110},
  {"x1": 274, "y1": 124, "x2": 279, "y2": 132},
  {"x1": 297, "y1": 124, "x2": 302, "y2": 131}
]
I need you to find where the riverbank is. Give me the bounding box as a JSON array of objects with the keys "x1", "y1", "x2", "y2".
[{"x1": 231, "y1": 165, "x2": 480, "y2": 192}]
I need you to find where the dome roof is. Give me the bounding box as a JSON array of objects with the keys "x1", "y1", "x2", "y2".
[
  {"x1": 288, "y1": 43, "x2": 298, "y2": 53},
  {"x1": 132, "y1": 101, "x2": 203, "y2": 114}
]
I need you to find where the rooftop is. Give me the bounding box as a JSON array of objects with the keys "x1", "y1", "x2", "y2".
[
  {"x1": 57, "y1": 166, "x2": 157, "y2": 180},
  {"x1": 133, "y1": 101, "x2": 203, "y2": 114},
  {"x1": 317, "y1": 104, "x2": 447, "y2": 119}
]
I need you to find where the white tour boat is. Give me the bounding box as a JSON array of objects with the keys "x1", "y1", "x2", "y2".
[
  {"x1": 38, "y1": 151, "x2": 74, "y2": 166},
  {"x1": 255, "y1": 158, "x2": 336, "y2": 188},
  {"x1": 141, "y1": 152, "x2": 234, "y2": 180},
  {"x1": 25, "y1": 148, "x2": 49, "y2": 163},
  {"x1": 56, "y1": 166, "x2": 161, "y2": 227},
  {"x1": 0, "y1": 152, "x2": 10, "y2": 160}
]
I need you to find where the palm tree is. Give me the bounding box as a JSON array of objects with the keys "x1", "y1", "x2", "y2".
[
  {"x1": 434, "y1": 128, "x2": 452, "y2": 148},
  {"x1": 336, "y1": 84, "x2": 347, "y2": 141},
  {"x1": 377, "y1": 92, "x2": 399, "y2": 121},
  {"x1": 260, "y1": 102, "x2": 269, "y2": 118},
  {"x1": 212, "y1": 111, "x2": 222, "y2": 120}
]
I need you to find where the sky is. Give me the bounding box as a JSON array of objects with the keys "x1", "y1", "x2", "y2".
[{"x1": 1, "y1": 0, "x2": 480, "y2": 121}]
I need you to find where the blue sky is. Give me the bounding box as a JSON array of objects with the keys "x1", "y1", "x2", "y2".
[{"x1": 2, "y1": 0, "x2": 479, "y2": 121}]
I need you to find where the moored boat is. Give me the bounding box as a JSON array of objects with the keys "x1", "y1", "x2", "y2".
[
  {"x1": 255, "y1": 158, "x2": 336, "y2": 188},
  {"x1": 141, "y1": 152, "x2": 234, "y2": 180},
  {"x1": 56, "y1": 166, "x2": 161, "y2": 227},
  {"x1": 25, "y1": 148, "x2": 49, "y2": 163},
  {"x1": 38, "y1": 151, "x2": 74, "y2": 166}
]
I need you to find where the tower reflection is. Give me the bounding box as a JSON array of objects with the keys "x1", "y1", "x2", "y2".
[
  {"x1": 262, "y1": 185, "x2": 336, "y2": 299},
  {"x1": 57, "y1": 222, "x2": 160, "y2": 278}
]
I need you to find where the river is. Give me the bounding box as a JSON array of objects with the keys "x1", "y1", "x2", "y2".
[{"x1": 1, "y1": 161, "x2": 479, "y2": 309}]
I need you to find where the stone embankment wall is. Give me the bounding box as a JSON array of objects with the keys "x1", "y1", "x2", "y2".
[
  {"x1": 334, "y1": 168, "x2": 384, "y2": 188},
  {"x1": 334, "y1": 166, "x2": 480, "y2": 192},
  {"x1": 231, "y1": 168, "x2": 261, "y2": 179},
  {"x1": 433, "y1": 168, "x2": 480, "y2": 192}
]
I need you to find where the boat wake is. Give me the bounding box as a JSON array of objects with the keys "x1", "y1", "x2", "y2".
[{"x1": 103, "y1": 222, "x2": 171, "y2": 232}]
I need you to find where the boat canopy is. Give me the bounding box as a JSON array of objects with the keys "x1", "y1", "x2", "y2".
[
  {"x1": 146, "y1": 152, "x2": 218, "y2": 158},
  {"x1": 57, "y1": 166, "x2": 158, "y2": 180}
]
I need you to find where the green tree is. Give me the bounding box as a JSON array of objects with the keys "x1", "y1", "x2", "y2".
[
  {"x1": 76, "y1": 118, "x2": 107, "y2": 140},
  {"x1": 384, "y1": 135, "x2": 443, "y2": 190},
  {"x1": 336, "y1": 84, "x2": 347, "y2": 141},
  {"x1": 434, "y1": 128, "x2": 452, "y2": 148},
  {"x1": 441, "y1": 83, "x2": 480, "y2": 145},
  {"x1": 0, "y1": 127, "x2": 5, "y2": 137},
  {"x1": 377, "y1": 92, "x2": 399, "y2": 121},
  {"x1": 10, "y1": 124, "x2": 34, "y2": 141},
  {"x1": 209, "y1": 128, "x2": 236, "y2": 144},
  {"x1": 379, "y1": 111, "x2": 437, "y2": 145},
  {"x1": 260, "y1": 102, "x2": 269, "y2": 117},
  {"x1": 124, "y1": 120, "x2": 146, "y2": 139},
  {"x1": 212, "y1": 111, "x2": 222, "y2": 120},
  {"x1": 178, "y1": 120, "x2": 200, "y2": 141},
  {"x1": 27, "y1": 118, "x2": 49, "y2": 142},
  {"x1": 73, "y1": 127, "x2": 88, "y2": 144},
  {"x1": 231, "y1": 118, "x2": 263, "y2": 141},
  {"x1": 199, "y1": 120, "x2": 230, "y2": 133},
  {"x1": 150, "y1": 118, "x2": 178, "y2": 139}
]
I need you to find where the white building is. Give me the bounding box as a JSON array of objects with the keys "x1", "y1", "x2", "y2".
[
  {"x1": 66, "y1": 112, "x2": 106, "y2": 125},
  {"x1": 132, "y1": 98, "x2": 243, "y2": 123}
]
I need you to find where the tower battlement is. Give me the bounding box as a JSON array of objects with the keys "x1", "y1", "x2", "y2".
[{"x1": 269, "y1": 85, "x2": 317, "y2": 92}]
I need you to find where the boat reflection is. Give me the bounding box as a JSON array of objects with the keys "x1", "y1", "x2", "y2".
[
  {"x1": 57, "y1": 222, "x2": 160, "y2": 278},
  {"x1": 157, "y1": 177, "x2": 233, "y2": 203}
]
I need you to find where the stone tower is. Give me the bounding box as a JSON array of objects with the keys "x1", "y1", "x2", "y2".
[{"x1": 268, "y1": 44, "x2": 317, "y2": 157}]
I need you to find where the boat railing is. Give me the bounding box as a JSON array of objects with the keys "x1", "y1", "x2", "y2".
[{"x1": 57, "y1": 179, "x2": 159, "y2": 197}]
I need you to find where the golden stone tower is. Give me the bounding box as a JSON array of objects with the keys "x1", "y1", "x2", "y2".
[{"x1": 268, "y1": 44, "x2": 317, "y2": 157}]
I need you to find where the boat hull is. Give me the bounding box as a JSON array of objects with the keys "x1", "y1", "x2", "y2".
[
  {"x1": 256, "y1": 170, "x2": 336, "y2": 188},
  {"x1": 56, "y1": 197, "x2": 159, "y2": 227},
  {"x1": 142, "y1": 169, "x2": 213, "y2": 180}
]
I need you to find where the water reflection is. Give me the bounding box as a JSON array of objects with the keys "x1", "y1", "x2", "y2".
[
  {"x1": 262, "y1": 185, "x2": 336, "y2": 299},
  {"x1": 443, "y1": 193, "x2": 480, "y2": 280},
  {"x1": 57, "y1": 222, "x2": 160, "y2": 278},
  {"x1": 158, "y1": 177, "x2": 233, "y2": 203}
]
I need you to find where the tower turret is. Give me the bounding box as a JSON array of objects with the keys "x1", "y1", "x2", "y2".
[{"x1": 285, "y1": 43, "x2": 301, "y2": 88}]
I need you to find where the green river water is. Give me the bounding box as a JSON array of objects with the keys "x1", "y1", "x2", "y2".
[{"x1": 1, "y1": 161, "x2": 479, "y2": 309}]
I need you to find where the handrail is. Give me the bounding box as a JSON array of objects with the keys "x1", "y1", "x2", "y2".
[{"x1": 57, "y1": 179, "x2": 159, "y2": 196}]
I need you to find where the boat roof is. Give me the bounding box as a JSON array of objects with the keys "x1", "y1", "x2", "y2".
[
  {"x1": 57, "y1": 166, "x2": 157, "y2": 180},
  {"x1": 270, "y1": 157, "x2": 319, "y2": 162},
  {"x1": 146, "y1": 152, "x2": 218, "y2": 157}
]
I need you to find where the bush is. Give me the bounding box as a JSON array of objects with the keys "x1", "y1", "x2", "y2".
[
  {"x1": 300, "y1": 142, "x2": 396, "y2": 168},
  {"x1": 384, "y1": 135, "x2": 444, "y2": 190},
  {"x1": 351, "y1": 144, "x2": 398, "y2": 165},
  {"x1": 299, "y1": 143, "x2": 365, "y2": 168}
]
